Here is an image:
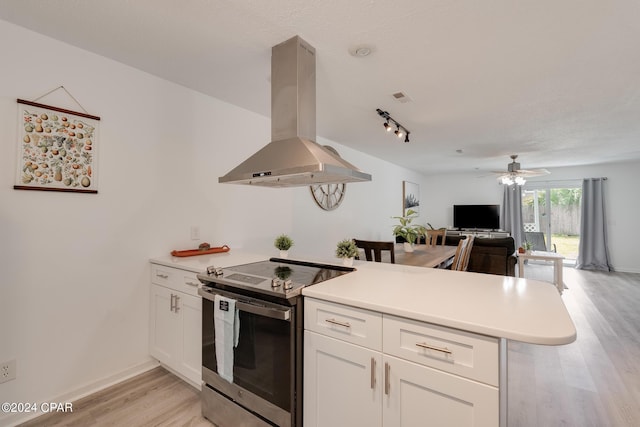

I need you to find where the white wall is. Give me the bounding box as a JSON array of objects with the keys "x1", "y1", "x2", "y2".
[
  {"x1": 0, "y1": 19, "x2": 427, "y2": 421},
  {"x1": 290, "y1": 139, "x2": 426, "y2": 261},
  {"x1": 420, "y1": 172, "x2": 505, "y2": 229}
]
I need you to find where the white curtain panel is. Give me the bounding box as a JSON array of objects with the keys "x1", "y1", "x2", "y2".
[
  {"x1": 576, "y1": 178, "x2": 612, "y2": 271},
  {"x1": 500, "y1": 185, "x2": 525, "y2": 248}
]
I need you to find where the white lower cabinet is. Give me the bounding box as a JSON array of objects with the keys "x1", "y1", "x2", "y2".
[
  {"x1": 383, "y1": 354, "x2": 498, "y2": 427},
  {"x1": 304, "y1": 298, "x2": 499, "y2": 427},
  {"x1": 150, "y1": 284, "x2": 181, "y2": 366},
  {"x1": 149, "y1": 263, "x2": 202, "y2": 387},
  {"x1": 304, "y1": 331, "x2": 383, "y2": 427}
]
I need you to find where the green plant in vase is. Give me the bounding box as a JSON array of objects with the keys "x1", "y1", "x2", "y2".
[
  {"x1": 274, "y1": 234, "x2": 294, "y2": 258},
  {"x1": 335, "y1": 239, "x2": 358, "y2": 266},
  {"x1": 392, "y1": 209, "x2": 426, "y2": 252}
]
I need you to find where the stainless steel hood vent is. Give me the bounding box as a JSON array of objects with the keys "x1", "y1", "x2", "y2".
[{"x1": 219, "y1": 36, "x2": 371, "y2": 187}]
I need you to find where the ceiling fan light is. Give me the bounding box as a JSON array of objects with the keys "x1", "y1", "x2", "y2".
[
  {"x1": 501, "y1": 176, "x2": 514, "y2": 185},
  {"x1": 495, "y1": 155, "x2": 546, "y2": 185}
]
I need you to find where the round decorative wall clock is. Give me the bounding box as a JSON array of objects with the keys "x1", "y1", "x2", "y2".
[
  {"x1": 310, "y1": 183, "x2": 346, "y2": 211},
  {"x1": 309, "y1": 145, "x2": 348, "y2": 210}
]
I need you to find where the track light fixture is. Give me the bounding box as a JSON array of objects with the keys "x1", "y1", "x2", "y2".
[{"x1": 376, "y1": 108, "x2": 410, "y2": 143}]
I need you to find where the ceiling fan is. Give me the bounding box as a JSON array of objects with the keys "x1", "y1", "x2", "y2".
[{"x1": 492, "y1": 155, "x2": 550, "y2": 185}]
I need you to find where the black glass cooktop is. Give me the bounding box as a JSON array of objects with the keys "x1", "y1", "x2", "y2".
[
  {"x1": 226, "y1": 258, "x2": 352, "y2": 285},
  {"x1": 198, "y1": 257, "x2": 354, "y2": 302}
]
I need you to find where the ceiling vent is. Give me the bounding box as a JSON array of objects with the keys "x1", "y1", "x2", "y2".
[{"x1": 392, "y1": 92, "x2": 412, "y2": 103}]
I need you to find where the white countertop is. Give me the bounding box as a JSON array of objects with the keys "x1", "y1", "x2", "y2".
[
  {"x1": 149, "y1": 250, "x2": 270, "y2": 273},
  {"x1": 302, "y1": 260, "x2": 576, "y2": 346},
  {"x1": 150, "y1": 251, "x2": 576, "y2": 346}
]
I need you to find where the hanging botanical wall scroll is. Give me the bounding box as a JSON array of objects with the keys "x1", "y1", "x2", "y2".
[{"x1": 14, "y1": 99, "x2": 100, "y2": 194}]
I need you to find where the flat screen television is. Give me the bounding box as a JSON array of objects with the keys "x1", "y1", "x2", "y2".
[{"x1": 453, "y1": 204, "x2": 500, "y2": 230}]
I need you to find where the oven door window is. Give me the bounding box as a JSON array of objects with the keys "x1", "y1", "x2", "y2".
[{"x1": 203, "y1": 300, "x2": 292, "y2": 411}]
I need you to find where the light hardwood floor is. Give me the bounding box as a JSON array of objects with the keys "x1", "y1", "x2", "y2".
[
  {"x1": 509, "y1": 264, "x2": 640, "y2": 426},
  {"x1": 18, "y1": 367, "x2": 210, "y2": 427},
  {"x1": 20, "y1": 265, "x2": 640, "y2": 427}
]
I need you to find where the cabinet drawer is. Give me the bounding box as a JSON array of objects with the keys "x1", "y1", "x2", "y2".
[
  {"x1": 305, "y1": 298, "x2": 382, "y2": 351},
  {"x1": 178, "y1": 271, "x2": 201, "y2": 297},
  {"x1": 151, "y1": 264, "x2": 201, "y2": 297},
  {"x1": 383, "y1": 315, "x2": 499, "y2": 386}
]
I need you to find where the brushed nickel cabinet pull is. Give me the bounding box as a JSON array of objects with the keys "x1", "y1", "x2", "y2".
[
  {"x1": 384, "y1": 362, "x2": 390, "y2": 395},
  {"x1": 157, "y1": 273, "x2": 169, "y2": 279},
  {"x1": 416, "y1": 342, "x2": 453, "y2": 355},
  {"x1": 185, "y1": 281, "x2": 199, "y2": 287},
  {"x1": 174, "y1": 295, "x2": 180, "y2": 313},
  {"x1": 170, "y1": 294, "x2": 175, "y2": 312},
  {"x1": 370, "y1": 357, "x2": 376, "y2": 389},
  {"x1": 325, "y1": 318, "x2": 351, "y2": 328}
]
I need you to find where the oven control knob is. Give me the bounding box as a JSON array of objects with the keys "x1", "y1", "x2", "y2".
[
  {"x1": 271, "y1": 278, "x2": 282, "y2": 288},
  {"x1": 206, "y1": 266, "x2": 223, "y2": 277},
  {"x1": 282, "y1": 279, "x2": 293, "y2": 290}
]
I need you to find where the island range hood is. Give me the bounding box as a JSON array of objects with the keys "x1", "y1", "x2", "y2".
[{"x1": 218, "y1": 36, "x2": 372, "y2": 187}]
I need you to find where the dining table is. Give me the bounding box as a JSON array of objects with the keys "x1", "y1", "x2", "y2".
[{"x1": 394, "y1": 243, "x2": 458, "y2": 268}]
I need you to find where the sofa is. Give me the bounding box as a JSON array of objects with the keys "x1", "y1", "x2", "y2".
[{"x1": 445, "y1": 235, "x2": 517, "y2": 276}]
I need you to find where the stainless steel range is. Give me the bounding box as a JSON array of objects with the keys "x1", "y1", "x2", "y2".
[{"x1": 197, "y1": 257, "x2": 354, "y2": 427}]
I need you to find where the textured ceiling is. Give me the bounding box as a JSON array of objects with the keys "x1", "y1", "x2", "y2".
[{"x1": 2, "y1": 0, "x2": 639, "y2": 175}]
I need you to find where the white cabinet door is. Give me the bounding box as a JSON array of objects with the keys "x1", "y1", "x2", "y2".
[
  {"x1": 179, "y1": 292, "x2": 202, "y2": 385},
  {"x1": 149, "y1": 284, "x2": 179, "y2": 366},
  {"x1": 383, "y1": 354, "x2": 499, "y2": 427},
  {"x1": 150, "y1": 283, "x2": 202, "y2": 386},
  {"x1": 304, "y1": 330, "x2": 382, "y2": 427}
]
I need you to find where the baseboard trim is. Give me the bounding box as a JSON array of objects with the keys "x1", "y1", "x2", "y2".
[
  {"x1": 2, "y1": 359, "x2": 159, "y2": 427},
  {"x1": 157, "y1": 363, "x2": 202, "y2": 390},
  {"x1": 613, "y1": 267, "x2": 640, "y2": 274}
]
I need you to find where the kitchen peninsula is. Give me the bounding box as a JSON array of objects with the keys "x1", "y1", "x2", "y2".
[
  {"x1": 302, "y1": 260, "x2": 576, "y2": 427},
  {"x1": 150, "y1": 251, "x2": 575, "y2": 427}
]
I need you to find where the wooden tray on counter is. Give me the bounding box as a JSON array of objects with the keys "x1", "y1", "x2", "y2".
[{"x1": 170, "y1": 245, "x2": 230, "y2": 257}]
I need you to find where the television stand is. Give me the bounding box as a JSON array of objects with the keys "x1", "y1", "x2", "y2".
[{"x1": 447, "y1": 229, "x2": 510, "y2": 238}]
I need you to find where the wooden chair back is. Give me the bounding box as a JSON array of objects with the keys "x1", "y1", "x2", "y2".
[
  {"x1": 451, "y1": 236, "x2": 475, "y2": 271},
  {"x1": 353, "y1": 239, "x2": 396, "y2": 263},
  {"x1": 426, "y1": 229, "x2": 447, "y2": 247}
]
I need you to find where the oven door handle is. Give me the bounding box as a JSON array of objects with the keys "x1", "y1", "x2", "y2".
[
  {"x1": 235, "y1": 300, "x2": 290, "y2": 321},
  {"x1": 200, "y1": 289, "x2": 291, "y2": 321}
]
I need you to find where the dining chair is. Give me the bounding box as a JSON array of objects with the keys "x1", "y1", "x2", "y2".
[
  {"x1": 353, "y1": 239, "x2": 395, "y2": 263},
  {"x1": 451, "y1": 236, "x2": 475, "y2": 271},
  {"x1": 426, "y1": 229, "x2": 447, "y2": 247}
]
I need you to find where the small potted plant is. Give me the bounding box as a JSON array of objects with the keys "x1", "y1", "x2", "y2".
[
  {"x1": 274, "y1": 234, "x2": 294, "y2": 258},
  {"x1": 335, "y1": 239, "x2": 358, "y2": 267},
  {"x1": 518, "y1": 241, "x2": 534, "y2": 254},
  {"x1": 392, "y1": 209, "x2": 427, "y2": 252}
]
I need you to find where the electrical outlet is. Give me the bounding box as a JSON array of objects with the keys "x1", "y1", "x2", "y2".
[
  {"x1": 190, "y1": 225, "x2": 200, "y2": 240},
  {"x1": 0, "y1": 359, "x2": 16, "y2": 384}
]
